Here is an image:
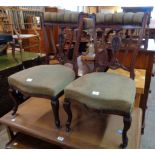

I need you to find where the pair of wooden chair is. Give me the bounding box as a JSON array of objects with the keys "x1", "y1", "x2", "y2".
[{"x1": 8, "y1": 11, "x2": 148, "y2": 148}]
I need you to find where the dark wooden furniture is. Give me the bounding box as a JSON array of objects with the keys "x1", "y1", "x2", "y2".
[
  {"x1": 0, "y1": 54, "x2": 46, "y2": 118},
  {"x1": 7, "y1": 12, "x2": 86, "y2": 130},
  {"x1": 0, "y1": 97, "x2": 142, "y2": 149},
  {"x1": 136, "y1": 39, "x2": 155, "y2": 133},
  {"x1": 79, "y1": 16, "x2": 155, "y2": 135},
  {"x1": 79, "y1": 39, "x2": 155, "y2": 135},
  {"x1": 118, "y1": 39, "x2": 155, "y2": 133},
  {"x1": 63, "y1": 12, "x2": 148, "y2": 148}
]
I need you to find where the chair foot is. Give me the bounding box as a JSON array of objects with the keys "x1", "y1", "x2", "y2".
[
  {"x1": 51, "y1": 97, "x2": 61, "y2": 128},
  {"x1": 63, "y1": 98, "x2": 72, "y2": 132},
  {"x1": 119, "y1": 143, "x2": 127, "y2": 149},
  {"x1": 8, "y1": 88, "x2": 20, "y2": 116},
  {"x1": 120, "y1": 114, "x2": 132, "y2": 148}
]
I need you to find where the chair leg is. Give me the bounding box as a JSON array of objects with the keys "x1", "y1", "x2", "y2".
[
  {"x1": 11, "y1": 44, "x2": 18, "y2": 63},
  {"x1": 120, "y1": 114, "x2": 132, "y2": 148},
  {"x1": 8, "y1": 88, "x2": 20, "y2": 116},
  {"x1": 63, "y1": 98, "x2": 72, "y2": 132},
  {"x1": 18, "y1": 40, "x2": 23, "y2": 62},
  {"x1": 51, "y1": 97, "x2": 61, "y2": 129}
]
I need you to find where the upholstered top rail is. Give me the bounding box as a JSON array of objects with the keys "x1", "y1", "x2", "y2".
[
  {"x1": 96, "y1": 12, "x2": 145, "y2": 26},
  {"x1": 44, "y1": 12, "x2": 80, "y2": 24}
]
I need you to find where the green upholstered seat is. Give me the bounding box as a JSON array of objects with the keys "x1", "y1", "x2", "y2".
[
  {"x1": 8, "y1": 65, "x2": 75, "y2": 97},
  {"x1": 64, "y1": 72, "x2": 136, "y2": 113}
]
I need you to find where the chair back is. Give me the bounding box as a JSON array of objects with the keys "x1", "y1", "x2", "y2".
[
  {"x1": 89, "y1": 12, "x2": 149, "y2": 79},
  {"x1": 43, "y1": 11, "x2": 88, "y2": 76},
  {"x1": 0, "y1": 7, "x2": 43, "y2": 35},
  {"x1": 0, "y1": 8, "x2": 14, "y2": 34}
]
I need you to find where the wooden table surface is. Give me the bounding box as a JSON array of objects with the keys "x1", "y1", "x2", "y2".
[{"x1": 0, "y1": 97, "x2": 142, "y2": 149}]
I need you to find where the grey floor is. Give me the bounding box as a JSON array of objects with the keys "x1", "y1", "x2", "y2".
[
  {"x1": 140, "y1": 65, "x2": 155, "y2": 148},
  {"x1": 0, "y1": 65, "x2": 155, "y2": 149}
]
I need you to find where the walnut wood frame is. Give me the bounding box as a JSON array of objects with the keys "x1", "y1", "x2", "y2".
[
  {"x1": 63, "y1": 13, "x2": 148, "y2": 148},
  {"x1": 8, "y1": 12, "x2": 87, "y2": 129}
]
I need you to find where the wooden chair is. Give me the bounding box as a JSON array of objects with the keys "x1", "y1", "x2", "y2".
[
  {"x1": 0, "y1": 7, "x2": 42, "y2": 63},
  {"x1": 63, "y1": 12, "x2": 148, "y2": 148},
  {"x1": 54, "y1": 27, "x2": 74, "y2": 63},
  {"x1": 7, "y1": 12, "x2": 86, "y2": 129},
  {"x1": 0, "y1": 8, "x2": 13, "y2": 55}
]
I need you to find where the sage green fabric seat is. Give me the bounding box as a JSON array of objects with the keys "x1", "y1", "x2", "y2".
[
  {"x1": 8, "y1": 65, "x2": 75, "y2": 97},
  {"x1": 65, "y1": 72, "x2": 136, "y2": 113}
]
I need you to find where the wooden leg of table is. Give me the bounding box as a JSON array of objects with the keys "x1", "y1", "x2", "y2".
[
  {"x1": 134, "y1": 93, "x2": 141, "y2": 107},
  {"x1": 140, "y1": 54, "x2": 154, "y2": 134}
]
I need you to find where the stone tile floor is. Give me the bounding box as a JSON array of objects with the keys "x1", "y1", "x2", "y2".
[{"x1": 0, "y1": 65, "x2": 155, "y2": 149}]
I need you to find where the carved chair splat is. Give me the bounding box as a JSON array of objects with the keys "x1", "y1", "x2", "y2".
[
  {"x1": 63, "y1": 12, "x2": 148, "y2": 148},
  {"x1": 8, "y1": 12, "x2": 87, "y2": 128}
]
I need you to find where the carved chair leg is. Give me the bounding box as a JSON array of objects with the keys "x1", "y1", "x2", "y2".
[
  {"x1": 63, "y1": 98, "x2": 72, "y2": 132},
  {"x1": 18, "y1": 40, "x2": 23, "y2": 62},
  {"x1": 120, "y1": 114, "x2": 132, "y2": 149},
  {"x1": 8, "y1": 88, "x2": 20, "y2": 116},
  {"x1": 51, "y1": 97, "x2": 61, "y2": 129}
]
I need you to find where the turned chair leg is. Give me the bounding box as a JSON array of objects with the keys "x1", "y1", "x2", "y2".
[
  {"x1": 8, "y1": 88, "x2": 20, "y2": 116},
  {"x1": 51, "y1": 97, "x2": 61, "y2": 129},
  {"x1": 63, "y1": 98, "x2": 72, "y2": 132},
  {"x1": 18, "y1": 40, "x2": 23, "y2": 62},
  {"x1": 120, "y1": 114, "x2": 132, "y2": 148}
]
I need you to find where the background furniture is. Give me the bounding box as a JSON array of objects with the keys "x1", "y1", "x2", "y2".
[
  {"x1": 63, "y1": 12, "x2": 148, "y2": 148},
  {"x1": 0, "y1": 7, "x2": 43, "y2": 62}
]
